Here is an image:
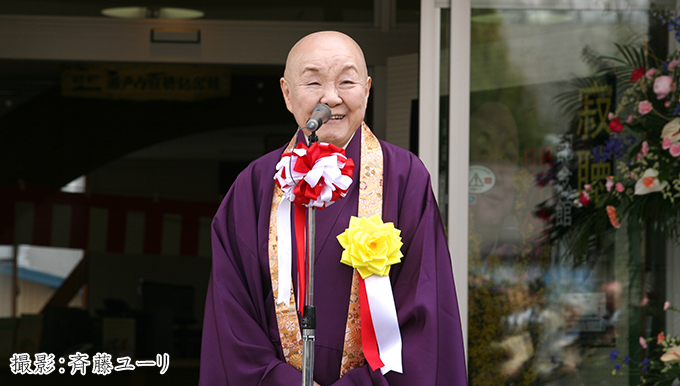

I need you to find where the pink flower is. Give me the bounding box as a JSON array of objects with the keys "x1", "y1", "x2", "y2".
[
  {"x1": 667, "y1": 101, "x2": 672, "y2": 108},
  {"x1": 616, "y1": 182, "x2": 624, "y2": 192},
  {"x1": 664, "y1": 137, "x2": 673, "y2": 150},
  {"x1": 605, "y1": 178, "x2": 614, "y2": 192},
  {"x1": 665, "y1": 301, "x2": 672, "y2": 311},
  {"x1": 670, "y1": 60, "x2": 680, "y2": 70},
  {"x1": 641, "y1": 296, "x2": 649, "y2": 306},
  {"x1": 646, "y1": 68, "x2": 657, "y2": 79},
  {"x1": 626, "y1": 115, "x2": 635, "y2": 124},
  {"x1": 637, "y1": 152, "x2": 643, "y2": 161},
  {"x1": 608, "y1": 112, "x2": 614, "y2": 120},
  {"x1": 640, "y1": 336, "x2": 648, "y2": 349},
  {"x1": 671, "y1": 143, "x2": 680, "y2": 157},
  {"x1": 638, "y1": 100, "x2": 653, "y2": 115},
  {"x1": 584, "y1": 184, "x2": 592, "y2": 191},
  {"x1": 654, "y1": 75, "x2": 675, "y2": 99},
  {"x1": 642, "y1": 141, "x2": 649, "y2": 155}
]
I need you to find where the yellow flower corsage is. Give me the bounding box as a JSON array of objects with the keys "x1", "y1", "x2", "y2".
[{"x1": 337, "y1": 214, "x2": 403, "y2": 278}]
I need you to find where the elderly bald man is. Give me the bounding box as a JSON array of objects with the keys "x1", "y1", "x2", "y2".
[{"x1": 199, "y1": 31, "x2": 467, "y2": 386}]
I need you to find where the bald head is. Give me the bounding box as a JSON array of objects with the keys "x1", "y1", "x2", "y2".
[
  {"x1": 280, "y1": 31, "x2": 372, "y2": 148},
  {"x1": 283, "y1": 31, "x2": 369, "y2": 83}
]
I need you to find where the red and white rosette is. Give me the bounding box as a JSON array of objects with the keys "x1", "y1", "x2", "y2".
[
  {"x1": 273, "y1": 142, "x2": 355, "y2": 307},
  {"x1": 275, "y1": 142, "x2": 354, "y2": 208}
]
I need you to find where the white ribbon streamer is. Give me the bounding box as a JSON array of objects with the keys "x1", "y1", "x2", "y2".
[
  {"x1": 276, "y1": 199, "x2": 292, "y2": 306},
  {"x1": 364, "y1": 275, "x2": 403, "y2": 374}
]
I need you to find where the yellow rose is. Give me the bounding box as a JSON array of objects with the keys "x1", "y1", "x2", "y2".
[{"x1": 337, "y1": 214, "x2": 403, "y2": 279}]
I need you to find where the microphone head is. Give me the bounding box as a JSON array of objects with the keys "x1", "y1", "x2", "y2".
[{"x1": 306, "y1": 104, "x2": 331, "y2": 132}]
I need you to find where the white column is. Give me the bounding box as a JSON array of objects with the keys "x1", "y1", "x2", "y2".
[
  {"x1": 448, "y1": 0, "x2": 470, "y2": 358},
  {"x1": 419, "y1": 0, "x2": 470, "y2": 360},
  {"x1": 418, "y1": 0, "x2": 441, "y2": 193}
]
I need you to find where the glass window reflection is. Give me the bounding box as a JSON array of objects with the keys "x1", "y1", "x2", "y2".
[{"x1": 466, "y1": 3, "x2": 671, "y2": 385}]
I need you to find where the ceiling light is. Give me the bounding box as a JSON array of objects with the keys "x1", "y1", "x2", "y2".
[{"x1": 101, "y1": 6, "x2": 204, "y2": 20}]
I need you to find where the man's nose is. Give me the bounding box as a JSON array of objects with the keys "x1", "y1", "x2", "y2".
[{"x1": 319, "y1": 85, "x2": 342, "y2": 106}]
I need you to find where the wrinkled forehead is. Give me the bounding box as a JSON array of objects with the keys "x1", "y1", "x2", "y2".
[{"x1": 285, "y1": 32, "x2": 368, "y2": 79}]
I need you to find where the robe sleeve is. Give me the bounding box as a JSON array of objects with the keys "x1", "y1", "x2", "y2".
[
  {"x1": 199, "y1": 162, "x2": 304, "y2": 386},
  {"x1": 328, "y1": 147, "x2": 468, "y2": 386}
]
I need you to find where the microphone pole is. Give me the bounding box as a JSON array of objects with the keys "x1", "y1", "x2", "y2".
[
  {"x1": 301, "y1": 182, "x2": 316, "y2": 386},
  {"x1": 301, "y1": 104, "x2": 330, "y2": 386}
]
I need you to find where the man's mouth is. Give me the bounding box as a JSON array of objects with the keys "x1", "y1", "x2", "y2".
[{"x1": 330, "y1": 115, "x2": 345, "y2": 120}]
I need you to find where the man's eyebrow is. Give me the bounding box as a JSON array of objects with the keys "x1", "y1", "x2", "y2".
[
  {"x1": 302, "y1": 67, "x2": 320, "y2": 74},
  {"x1": 300, "y1": 66, "x2": 321, "y2": 75},
  {"x1": 300, "y1": 64, "x2": 360, "y2": 75},
  {"x1": 340, "y1": 64, "x2": 359, "y2": 72}
]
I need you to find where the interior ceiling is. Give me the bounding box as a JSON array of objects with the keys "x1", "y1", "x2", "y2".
[
  {"x1": 0, "y1": 0, "x2": 418, "y2": 22},
  {"x1": 0, "y1": 63, "x2": 301, "y2": 188},
  {"x1": 0, "y1": 1, "x2": 406, "y2": 190}
]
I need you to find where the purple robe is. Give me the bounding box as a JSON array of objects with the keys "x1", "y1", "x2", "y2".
[{"x1": 199, "y1": 128, "x2": 467, "y2": 385}]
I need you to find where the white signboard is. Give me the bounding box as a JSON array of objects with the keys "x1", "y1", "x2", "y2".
[{"x1": 469, "y1": 165, "x2": 496, "y2": 194}]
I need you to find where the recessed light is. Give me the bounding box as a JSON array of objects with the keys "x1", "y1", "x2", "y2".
[{"x1": 101, "y1": 6, "x2": 204, "y2": 20}]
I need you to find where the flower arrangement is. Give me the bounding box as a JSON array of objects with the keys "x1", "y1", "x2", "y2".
[
  {"x1": 563, "y1": 39, "x2": 680, "y2": 250},
  {"x1": 610, "y1": 302, "x2": 680, "y2": 386}
]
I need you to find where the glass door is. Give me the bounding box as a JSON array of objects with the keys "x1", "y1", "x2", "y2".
[
  {"x1": 462, "y1": 1, "x2": 677, "y2": 385},
  {"x1": 422, "y1": 0, "x2": 680, "y2": 384}
]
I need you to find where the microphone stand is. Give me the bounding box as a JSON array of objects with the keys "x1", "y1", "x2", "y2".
[{"x1": 301, "y1": 130, "x2": 318, "y2": 386}]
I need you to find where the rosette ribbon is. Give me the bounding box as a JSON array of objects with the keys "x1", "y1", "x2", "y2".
[
  {"x1": 273, "y1": 142, "x2": 354, "y2": 308},
  {"x1": 337, "y1": 214, "x2": 404, "y2": 375}
]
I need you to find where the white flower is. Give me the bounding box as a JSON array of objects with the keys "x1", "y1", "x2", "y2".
[
  {"x1": 634, "y1": 169, "x2": 668, "y2": 195},
  {"x1": 661, "y1": 117, "x2": 680, "y2": 143},
  {"x1": 660, "y1": 345, "x2": 680, "y2": 362}
]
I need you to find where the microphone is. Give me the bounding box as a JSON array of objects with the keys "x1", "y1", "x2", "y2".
[{"x1": 305, "y1": 104, "x2": 331, "y2": 132}]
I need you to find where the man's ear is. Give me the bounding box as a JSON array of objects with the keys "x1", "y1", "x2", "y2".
[
  {"x1": 364, "y1": 76, "x2": 372, "y2": 104},
  {"x1": 280, "y1": 77, "x2": 293, "y2": 113}
]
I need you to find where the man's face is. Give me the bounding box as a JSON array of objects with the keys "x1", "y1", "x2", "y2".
[{"x1": 281, "y1": 33, "x2": 371, "y2": 148}]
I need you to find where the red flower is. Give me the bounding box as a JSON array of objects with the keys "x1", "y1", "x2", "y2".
[
  {"x1": 579, "y1": 191, "x2": 591, "y2": 207},
  {"x1": 630, "y1": 66, "x2": 645, "y2": 82},
  {"x1": 608, "y1": 117, "x2": 623, "y2": 133}
]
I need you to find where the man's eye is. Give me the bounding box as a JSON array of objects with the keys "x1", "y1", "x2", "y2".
[{"x1": 308, "y1": 82, "x2": 320, "y2": 86}]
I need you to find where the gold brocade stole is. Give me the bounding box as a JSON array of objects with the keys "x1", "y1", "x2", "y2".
[{"x1": 267, "y1": 122, "x2": 384, "y2": 377}]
